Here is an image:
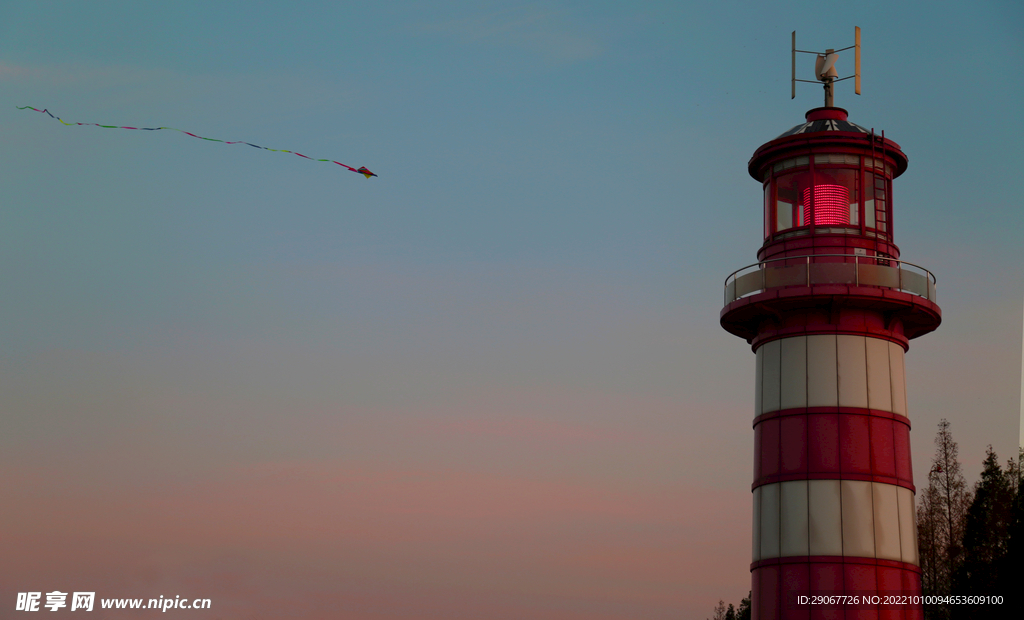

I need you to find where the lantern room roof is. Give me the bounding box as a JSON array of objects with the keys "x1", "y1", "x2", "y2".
[
  {"x1": 775, "y1": 107, "x2": 869, "y2": 139},
  {"x1": 748, "y1": 107, "x2": 908, "y2": 181}
]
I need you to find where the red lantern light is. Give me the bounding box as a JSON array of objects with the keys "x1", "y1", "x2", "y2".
[{"x1": 803, "y1": 184, "x2": 850, "y2": 226}]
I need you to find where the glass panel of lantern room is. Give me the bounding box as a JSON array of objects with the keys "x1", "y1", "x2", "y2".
[
  {"x1": 774, "y1": 169, "x2": 805, "y2": 232},
  {"x1": 776, "y1": 184, "x2": 793, "y2": 232},
  {"x1": 863, "y1": 170, "x2": 876, "y2": 229},
  {"x1": 874, "y1": 174, "x2": 888, "y2": 233},
  {"x1": 849, "y1": 170, "x2": 861, "y2": 226},
  {"x1": 764, "y1": 181, "x2": 772, "y2": 238},
  {"x1": 863, "y1": 170, "x2": 890, "y2": 234},
  {"x1": 886, "y1": 177, "x2": 893, "y2": 237}
]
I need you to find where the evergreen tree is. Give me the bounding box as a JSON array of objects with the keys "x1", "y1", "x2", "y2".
[
  {"x1": 724, "y1": 603, "x2": 736, "y2": 620},
  {"x1": 995, "y1": 448, "x2": 1021, "y2": 616},
  {"x1": 952, "y1": 447, "x2": 1013, "y2": 617},
  {"x1": 708, "y1": 599, "x2": 727, "y2": 620},
  {"x1": 1005, "y1": 450, "x2": 1020, "y2": 496},
  {"x1": 735, "y1": 592, "x2": 751, "y2": 620}
]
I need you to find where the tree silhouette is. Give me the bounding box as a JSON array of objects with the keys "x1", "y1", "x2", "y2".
[
  {"x1": 735, "y1": 592, "x2": 750, "y2": 620},
  {"x1": 951, "y1": 446, "x2": 1018, "y2": 619},
  {"x1": 955, "y1": 447, "x2": 1012, "y2": 593},
  {"x1": 708, "y1": 592, "x2": 749, "y2": 620},
  {"x1": 917, "y1": 419, "x2": 972, "y2": 619},
  {"x1": 1000, "y1": 448, "x2": 1022, "y2": 615}
]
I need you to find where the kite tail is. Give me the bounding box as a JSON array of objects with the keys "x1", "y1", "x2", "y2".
[{"x1": 16, "y1": 105, "x2": 375, "y2": 177}]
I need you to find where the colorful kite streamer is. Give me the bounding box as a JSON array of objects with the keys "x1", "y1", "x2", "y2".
[{"x1": 17, "y1": 106, "x2": 377, "y2": 178}]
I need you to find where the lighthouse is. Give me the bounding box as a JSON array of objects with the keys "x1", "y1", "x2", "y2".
[{"x1": 720, "y1": 33, "x2": 941, "y2": 620}]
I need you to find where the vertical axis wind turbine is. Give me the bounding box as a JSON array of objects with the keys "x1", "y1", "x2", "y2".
[{"x1": 792, "y1": 27, "x2": 861, "y2": 107}]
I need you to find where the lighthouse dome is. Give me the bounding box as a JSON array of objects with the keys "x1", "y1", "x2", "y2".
[{"x1": 774, "y1": 107, "x2": 869, "y2": 139}]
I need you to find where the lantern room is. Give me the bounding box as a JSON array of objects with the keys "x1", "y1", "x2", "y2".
[
  {"x1": 722, "y1": 105, "x2": 940, "y2": 344},
  {"x1": 750, "y1": 107, "x2": 907, "y2": 263}
]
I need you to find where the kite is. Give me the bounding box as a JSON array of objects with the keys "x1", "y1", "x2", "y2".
[{"x1": 17, "y1": 106, "x2": 377, "y2": 179}]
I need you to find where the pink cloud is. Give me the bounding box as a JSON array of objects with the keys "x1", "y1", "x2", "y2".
[{"x1": 2, "y1": 460, "x2": 750, "y2": 619}]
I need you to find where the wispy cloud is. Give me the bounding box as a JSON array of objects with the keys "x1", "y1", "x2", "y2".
[{"x1": 413, "y1": 6, "x2": 602, "y2": 63}]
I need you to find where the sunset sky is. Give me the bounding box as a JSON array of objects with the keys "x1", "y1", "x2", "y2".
[{"x1": 1, "y1": 1, "x2": 1021, "y2": 618}]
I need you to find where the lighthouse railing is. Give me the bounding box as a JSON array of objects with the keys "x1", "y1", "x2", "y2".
[{"x1": 724, "y1": 254, "x2": 937, "y2": 305}]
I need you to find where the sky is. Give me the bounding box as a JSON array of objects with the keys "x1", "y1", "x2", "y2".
[{"x1": 1, "y1": 1, "x2": 1021, "y2": 618}]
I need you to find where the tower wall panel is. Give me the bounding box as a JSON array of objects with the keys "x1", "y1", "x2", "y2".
[
  {"x1": 888, "y1": 342, "x2": 908, "y2": 416},
  {"x1": 780, "y1": 336, "x2": 808, "y2": 409},
  {"x1": 806, "y1": 480, "x2": 843, "y2": 556},
  {"x1": 753, "y1": 480, "x2": 919, "y2": 565},
  {"x1": 865, "y1": 337, "x2": 893, "y2": 411},
  {"x1": 780, "y1": 480, "x2": 810, "y2": 557},
  {"x1": 837, "y1": 335, "x2": 869, "y2": 408},
  {"x1": 896, "y1": 486, "x2": 918, "y2": 566},
  {"x1": 806, "y1": 335, "x2": 839, "y2": 407},
  {"x1": 872, "y1": 482, "x2": 902, "y2": 561},
  {"x1": 761, "y1": 482, "x2": 782, "y2": 559},
  {"x1": 756, "y1": 345, "x2": 765, "y2": 416},
  {"x1": 763, "y1": 339, "x2": 783, "y2": 413},
  {"x1": 759, "y1": 335, "x2": 909, "y2": 418},
  {"x1": 840, "y1": 479, "x2": 875, "y2": 558}
]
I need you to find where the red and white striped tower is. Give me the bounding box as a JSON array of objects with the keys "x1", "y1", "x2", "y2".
[{"x1": 721, "y1": 106, "x2": 941, "y2": 620}]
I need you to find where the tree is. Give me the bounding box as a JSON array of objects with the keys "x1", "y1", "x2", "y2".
[
  {"x1": 917, "y1": 480, "x2": 944, "y2": 596},
  {"x1": 952, "y1": 447, "x2": 1013, "y2": 616},
  {"x1": 708, "y1": 599, "x2": 727, "y2": 620},
  {"x1": 917, "y1": 419, "x2": 972, "y2": 619},
  {"x1": 1005, "y1": 449, "x2": 1020, "y2": 496},
  {"x1": 995, "y1": 448, "x2": 1021, "y2": 616},
  {"x1": 709, "y1": 593, "x2": 749, "y2": 620},
  {"x1": 735, "y1": 592, "x2": 751, "y2": 620}
]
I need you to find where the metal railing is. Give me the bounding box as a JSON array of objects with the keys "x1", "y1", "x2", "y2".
[{"x1": 724, "y1": 253, "x2": 937, "y2": 306}]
